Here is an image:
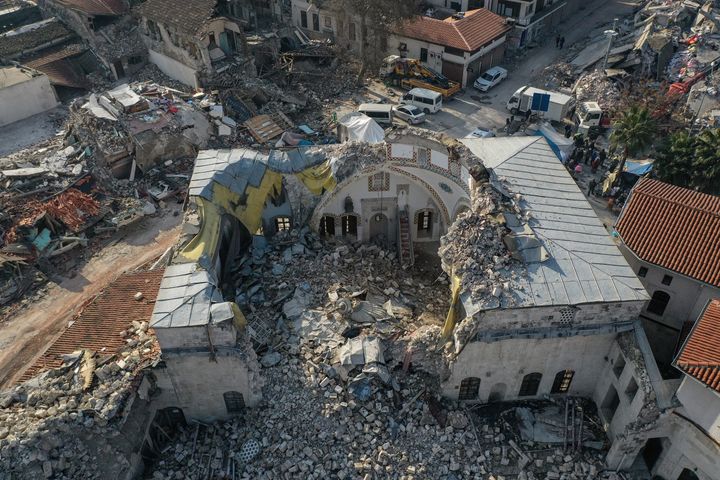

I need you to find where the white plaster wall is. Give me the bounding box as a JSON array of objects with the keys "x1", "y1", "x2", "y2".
[
  {"x1": 318, "y1": 167, "x2": 442, "y2": 243},
  {"x1": 443, "y1": 332, "x2": 617, "y2": 401},
  {"x1": 676, "y1": 376, "x2": 720, "y2": 443},
  {"x1": 618, "y1": 244, "x2": 720, "y2": 327},
  {"x1": 651, "y1": 414, "x2": 720, "y2": 480},
  {"x1": 0, "y1": 73, "x2": 58, "y2": 127},
  {"x1": 148, "y1": 49, "x2": 199, "y2": 88},
  {"x1": 153, "y1": 351, "x2": 261, "y2": 422}
]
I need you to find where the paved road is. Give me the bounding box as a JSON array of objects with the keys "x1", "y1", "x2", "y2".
[{"x1": 364, "y1": 0, "x2": 635, "y2": 138}]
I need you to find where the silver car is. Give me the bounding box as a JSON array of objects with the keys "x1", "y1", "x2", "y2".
[
  {"x1": 473, "y1": 66, "x2": 508, "y2": 92},
  {"x1": 393, "y1": 104, "x2": 426, "y2": 124}
]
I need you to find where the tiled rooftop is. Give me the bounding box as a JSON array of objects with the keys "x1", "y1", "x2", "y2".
[
  {"x1": 56, "y1": 0, "x2": 127, "y2": 16},
  {"x1": 20, "y1": 269, "x2": 164, "y2": 381},
  {"x1": 134, "y1": 0, "x2": 217, "y2": 35},
  {"x1": 615, "y1": 178, "x2": 720, "y2": 288},
  {"x1": 675, "y1": 299, "x2": 720, "y2": 392},
  {"x1": 398, "y1": 9, "x2": 510, "y2": 52}
]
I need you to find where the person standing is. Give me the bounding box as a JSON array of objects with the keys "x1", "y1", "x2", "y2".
[
  {"x1": 559, "y1": 36, "x2": 566, "y2": 49},
  {"x1": 555, "y1": 35, "x2": 561, "y2": 48},
  {"x1": 588, "y1": 178, "x2": 597, "y2": 197}
]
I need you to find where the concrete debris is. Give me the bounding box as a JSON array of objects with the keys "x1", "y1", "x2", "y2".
[{"x1": 0, "y1": 321, "x2": 160, "y2": 478}]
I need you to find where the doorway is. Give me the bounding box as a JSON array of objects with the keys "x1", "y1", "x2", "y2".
[
  {"x1": 113, "y1": 60, "x2": 125, "y2": 78},
  {"x1": 369, "y1": 213, "x2": 388, "y2": 242},
  {"x1": 641, "y1": 437, "x2": 667, "y2": 472},
  {"x1": 488, "y1": 382, "x2": 507, "y2": 402}
]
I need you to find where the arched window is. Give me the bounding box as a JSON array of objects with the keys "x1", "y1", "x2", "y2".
[
  {"x1": 341, "y1": 214, "x2": 358, "y2": 236},
  {"x1": 223, "y1": 391, "x2": 245, "y2": 414},
  {"x1": 551, "y1": 370, "x2": 575, "y2": 394},
  {"x1": 647, "y1": 291, "x2": 670, "y2": 316},
  {"x1": 458, "y1": 377, "x2": 481, "y2": 401},
  {"x1": 518, "y1": 372, "x2": 542, "y2": 397},
  {"x1": 319, "y1": 215, "x2": 335, "y2": 237}
]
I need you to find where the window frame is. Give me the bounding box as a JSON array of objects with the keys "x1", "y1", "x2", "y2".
[
  {"x1": 518, "y1": 372, "x2": 542, "y2": 397},
  {"x1": 274, "y1": 216, "x2": 291, "y2": 232},
  {"x1": 647, "y1": 290, "x2": 671, "y2": 316}
]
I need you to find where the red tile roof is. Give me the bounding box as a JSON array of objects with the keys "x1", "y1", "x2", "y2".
[
  {"x1": 615, "y1": 178, "x2": 720, "y2": 287},
  {"x1": 24, "y1": 44, "x2": 88, "y2": 88},
  {"x1": 56, "y1": 0, "x2": 128, "y2": 16},
  {"x1": 397, "y1": 9, "x2": 510, "y2": 52},
  {"x1": 20, "y1": 269, "x2": 164, "y2": 382},
  {"x1": 675, "y1": 299, "x2": 720, "y2": 392}
]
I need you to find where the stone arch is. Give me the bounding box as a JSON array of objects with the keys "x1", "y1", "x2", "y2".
[
  {"x1": 414, "y1": 207, "x2": 437, "y2": 239},
  {"x1": 318, "y1": 214, "x2": 337, "y2": 237}
]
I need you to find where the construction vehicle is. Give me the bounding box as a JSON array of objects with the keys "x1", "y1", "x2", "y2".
[{"x1": 380, "y1": 55, "x2": 461, "y2": 98}]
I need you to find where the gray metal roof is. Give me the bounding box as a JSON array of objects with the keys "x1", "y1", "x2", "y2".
[
  {"x1": 188, "y1": 147, "x2": 329, "y2": 199},
  {"x1": 460, "y1": 136, "x2": 649, "y2": 308},
  {"x1": 151, "y1": 262, "x2": 225, "y2": 328}
]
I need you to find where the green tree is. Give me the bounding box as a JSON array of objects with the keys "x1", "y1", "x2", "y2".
[
  {"x1": 610, "y1": 106, "x2": 657, "y2": 176},
  {"x1": 655, "y1": 129, "x2": 720, "y2": 195}
]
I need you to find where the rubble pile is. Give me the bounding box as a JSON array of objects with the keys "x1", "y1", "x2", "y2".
[
  {"x1": 574, "y1": 72, "x2": 621, "y2": 110},
  {"x1": 149, "y1": 226, "x2": 609, "y2": 478},
  {"x1": 539, "y1": 63, "x2": 577, "y2": 90},
  {"x1": 439, "y1": 182, "x2": 525, "y2": 309},
  {"x1": 0, "y1": 321, "x2": 160, "y2": 479}
]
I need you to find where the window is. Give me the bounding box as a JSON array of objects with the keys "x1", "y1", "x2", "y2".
[
  {"x1": 420, "y1": 48, "x2": 428, "y2": 63},
  {"x1": 417, "y1": 211, "x2": 432, "y2": 237},
  {"x1": 312, "y1": 13, "x2": 319, "y2": 31},
  {"x1": 223, "y1": 391, "x2": 245, "y2": 414},
  {"x1": 275, "y1": 216, "x2": 291, "y2": 232},
  {"x1": 518, "y1": 372, "x2": 542, "y2": 397},
  {"x1": 647, "y1": 291, "x2": 670, "y2": 316},
  {"x1": 324, "y1": 16, "x2": 332, "y2": 28},
  {"x1": 625, "y1": 377, "x2": 639, "y2": 402},
  {"x1": 613, "y1": 353, "x2": 626, "y2": 378},
  {"x1": 458, "y1": 377, "x2": 481, "y2": 401},
  {"x1": 601, "y1": 384, "x2": 620, "y2": 421},
  {"x1": 319, "y1": 216, "x2": 335, "y2": 237},
  {"x1": 638, "y1": 266, "x2": 648, "y2": 277},
  {"x1": 300, "y1": 10, "x2": 308, "y2": 28},
  {"x1": 551, "y1": 370, "x2": 574, "y2": 394},
  {"x1": 341, "y1": 215, "x2": 358, "y2": 236},
  {"x1": 349, "y1": 22, "x2": 356, "y2": 41},
  {"x1": 368, "y1": 172, "x2": 389, "y2": 192},
  {"x1": 662, "y1": 274, "x2": 673, "y2": 286}
]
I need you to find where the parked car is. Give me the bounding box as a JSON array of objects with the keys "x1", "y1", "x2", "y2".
[
  {"x1": 465, "y1": 127, "x2": 496, "y2": 138},
  {"x1": 393, "y1": 104, "x2": 426, "y2": 124},
  {"x1": 473, "y1": 66, "x2": 508, "y2": 92}
]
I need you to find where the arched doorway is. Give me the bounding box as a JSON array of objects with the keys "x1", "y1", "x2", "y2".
[
  {"x1": 369, "y1": 213, "x2": 388, "y2": 242},
  {"x1": 488, "y1": 383, "x2": 507, "y2": 402},
  {"x1": 678, "y1": 468, "x2": 699, "y2": 480}
]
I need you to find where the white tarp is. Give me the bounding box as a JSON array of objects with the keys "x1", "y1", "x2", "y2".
[
  {"x1": 536, "y1": 122, "x2": 573, "y2": 161},
  {"x1": 338, "y1": 113, "x2": 384, "y2": 144}
]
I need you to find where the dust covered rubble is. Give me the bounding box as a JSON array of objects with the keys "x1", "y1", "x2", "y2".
[
  {"x1": 0, "y1": 321, "x2": 159, "y2": 479},
  {"x1": 148, "y1": 230, "x2": 609, "y2": 479}
]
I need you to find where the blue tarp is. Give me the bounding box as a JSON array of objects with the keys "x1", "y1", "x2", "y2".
[{"x1": 625, "y1": 160, "x2": 654, "y2": 176}]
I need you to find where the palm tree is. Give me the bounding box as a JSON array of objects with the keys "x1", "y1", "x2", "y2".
[
  {"x1": 692, "y1": 129, "x2": 720, "y2": 195},
  {"x1": 655, "y1": 130, "x2": 695, "y2": 187},
  {"x1": 610, "y1": 106, "x2": 657, "y2": 178}
]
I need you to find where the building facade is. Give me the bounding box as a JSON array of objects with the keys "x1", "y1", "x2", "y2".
[{"x1": 0, "y1": 66, "x2": 59, "y2": 127}]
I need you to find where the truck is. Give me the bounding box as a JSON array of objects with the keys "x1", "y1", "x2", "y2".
[
  {"x1": 380, "y1": 55, "x2": 462, "y2": 98},
  {"x1": 507, "y1": 86, "x2": 575, "y2": 122},
  {"x1": 574, "y1": 101, "x2": 609, "y2": 134}
]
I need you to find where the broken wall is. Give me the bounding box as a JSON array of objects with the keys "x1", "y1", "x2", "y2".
[
  {"x1": 444, "y1": 330, "x2": 619, "y2": 402},
  {"x1": 0, "y1": 71, "x2": 58, "y2": 127},
  {"x1": 151, "y1": 346, "x2": 263, "y2": 422}
]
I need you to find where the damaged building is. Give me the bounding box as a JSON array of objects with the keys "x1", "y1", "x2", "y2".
[{"x1": 134, "y1": 0, "x2": 253, "y2": 88}]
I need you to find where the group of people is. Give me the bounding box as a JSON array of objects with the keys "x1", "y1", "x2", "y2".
[{"x1": 566, "y1": 134, "x2": 608, "y2": 195}]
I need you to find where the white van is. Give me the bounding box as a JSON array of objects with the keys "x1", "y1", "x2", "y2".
[
  {"x1": 357, "y1": 104, "x2": 393, "y2": 125},
  {"x1": 402, "y1": 88, "x2": 443, "y2": 114}
]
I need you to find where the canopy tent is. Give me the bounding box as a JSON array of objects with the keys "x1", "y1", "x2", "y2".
[
  {"x1": 337, "y1": 113, "x2": 385, "y2": 144},
  {"x1": 624, "y1": 159, "x2": 654, "y2": 176}
]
